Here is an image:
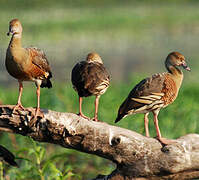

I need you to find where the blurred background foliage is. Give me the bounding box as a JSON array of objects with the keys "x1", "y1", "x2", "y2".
[{"x1": 0, "y1": 0, "x2": 199, "y2": 179}]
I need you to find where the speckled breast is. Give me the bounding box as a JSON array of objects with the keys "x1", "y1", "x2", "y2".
[{"x1": 161, "y1": 74, "x2": 178, "y2": 107}]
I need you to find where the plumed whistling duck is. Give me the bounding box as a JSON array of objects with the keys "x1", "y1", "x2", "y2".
[
  {"x1": 71, "y1": 52, "x2": 110, "y2": 121},
  {"x1": 0, "y1": 145, "x2": 18, "y2": 167},
  {"x1": 115, "y1": 52, "x2": 190, "y2": 144},
  {"x1": 5, "y1": 19, "x2": 52, "y2": 119}
]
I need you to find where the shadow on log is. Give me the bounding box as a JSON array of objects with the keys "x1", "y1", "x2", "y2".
[{"x1": 0, "y1": 105, "x2": 199, "y2": 180}]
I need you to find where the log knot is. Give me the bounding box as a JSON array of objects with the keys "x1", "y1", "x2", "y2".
[{"x1": 111, "y1": 136, "x2": 121, "y2": 146}]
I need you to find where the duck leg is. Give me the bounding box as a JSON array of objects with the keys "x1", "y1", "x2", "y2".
[
  {"x1": 78, "y1": 97, "x2": 89, "y2": 119},
  {"x1": 94, "y1": 95, "x2": 100, "y2": 121},
  {"x1": 35, "y1": 84, "x2": 43, "y2": 117},
  {"x1": 13, "y1": 81, "x2": 25, "y2": 112},
  {"x1": 29, "y1": 83, "x2": 43, "y2": 127},
  {"x1": 153, "y1": 111, "x2": 162, "y2": 138},
  {"x1": 152, "y1": 111, "x2": 174, "y2": 145},
  {"x1": 144, "y1": 112, "x2": 150, "y2": 137}
]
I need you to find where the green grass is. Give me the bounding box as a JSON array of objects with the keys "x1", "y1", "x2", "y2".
[
  {"x1": 1, "y1": 0, "x2": 199, "y2": 85},
  {"x1": 1, "y1": 1, "x2": 199, "y2": 42},
  {"x1": 1, "y1": 0, "x2": 199, "y2": 84},
  {"x1": 0, "y1": 79, "x2": 198, "y2": 179},
  {"x1": 0, "y1": 0, "x2": 199, "y2": 179},
  {"x1": 1, "y1": 1, "x2": 199, "y2": 46}
]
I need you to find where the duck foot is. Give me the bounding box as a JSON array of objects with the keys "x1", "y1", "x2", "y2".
[
  {"x1": 77, "y1": 113, "x2": 90, "y2": 120},
  {"x1": 92, "y1": 117, "x2": 101, "y2": 122},
  {"x1": 35, "y1": 108, "x2": 44, "y2": 118},
  {"x1": 156, "y1": 137, "x2": 177, "y2": 145},
  {"x1": 29, "y1": 108, "x2": 44, "y2": 127},
  {"x1": 12, "y1": 103, "x2": 25, "y2": 113}
]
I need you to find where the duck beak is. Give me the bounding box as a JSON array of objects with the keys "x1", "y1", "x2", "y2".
[
  {"x1": 7, "y1": 29, "x2": 12, "y2": 36},
  {"x1": 7, "y1": 27, "x2": 14, "y2": 36},
  {"x1": 7, "y1": 31, "x2": 15, "y2": 36},
  {"x1": 182, "y1": 62, "x2": 191, "y2": 71}
]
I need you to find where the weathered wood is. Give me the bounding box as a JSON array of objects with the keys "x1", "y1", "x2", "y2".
[
  {"x1": 94, "y1": 170, "x2": 199, "y2": 180},
  {"x1": 0, "y1": 105, "x2": 199, "y2": 179}
]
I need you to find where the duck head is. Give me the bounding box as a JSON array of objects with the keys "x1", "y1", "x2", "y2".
[
  {"x1": 165, "y1": 51, "x2": 190, "y2": 71},
  {"x1": 7, "y1": 19, "x2": 23, "y2": 37},
  {"x1": 86, "y1": 52, "x2": 103, "y2": 64}
]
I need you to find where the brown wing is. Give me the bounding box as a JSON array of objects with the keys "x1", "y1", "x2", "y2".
[
  {"x1": 115, "y1": 73, "x2": 166, "y2": 122},
  {"x1": 71, "y1": 61, "x2": 110, "y2": 97},
  {"x1": 27, "y1": 47, "x2": 51, "y2": 73},
  {"x1": 26, "y1": 47, "x2": 52, "y2": 88}
]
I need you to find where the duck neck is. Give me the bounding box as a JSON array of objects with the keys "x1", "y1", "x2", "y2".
[
  {"x1": 166, "y1": 64, "x2": 182, "y2": 76},
  {"x1": 9, "y1": 33, "x2": 22, "y2": 49},
  {"x1": 166, "y1": 63, "x2": 183, "y2": 90}
]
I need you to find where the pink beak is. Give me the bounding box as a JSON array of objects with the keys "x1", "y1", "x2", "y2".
[{"x1": 182, "y1": 63, "x2": 191, "y2": 71}]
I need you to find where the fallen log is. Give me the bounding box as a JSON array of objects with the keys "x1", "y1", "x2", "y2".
[{"x1": 0, "y1": 105, "x2": 198, "y2": 180}]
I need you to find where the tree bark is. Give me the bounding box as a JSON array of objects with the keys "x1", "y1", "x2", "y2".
[{"x1": 0, "y1": 105, "x2": 199, "y2": 180}]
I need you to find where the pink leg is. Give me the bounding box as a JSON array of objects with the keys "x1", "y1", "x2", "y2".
[
  {"x1": 152, "y1": 111, "x2": 174, "y2": 145},
  {"x1": 29, "y1": 85, "x2": 43, "y2": 127},
  {"x1": 144, "y1": 113, "x2": 150, "y2": 137},
  {"x1": 153, "y1": 111, "x2": 162, "y2": 139},
  {"x1": 35, "y1": 85, "x2": 43, "y2": 117},
  {"x1": 36, "y1": 85, "x2": 40, "y2": 112},
  {"x1": 94, "y1": 96, "x2": 100, "y2": 122},
  {"x1": 13, "y1": 81, "x2": 24, "y2": 111},
  {"x1": 78, "y1": 97, "x2": 89, "y2": 119}
]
